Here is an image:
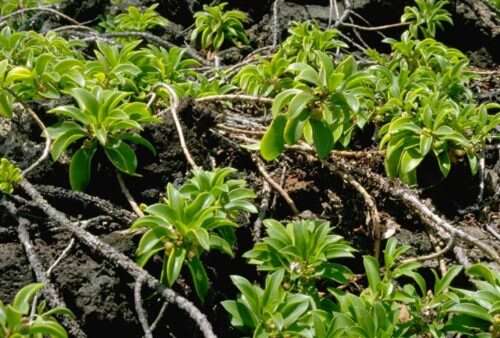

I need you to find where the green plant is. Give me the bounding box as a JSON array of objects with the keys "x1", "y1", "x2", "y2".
[
  {"x1": 190, "y1": 2, "x2": 249, "y2": 53},
  {"x1": 0, "y1": 283, "x2": 73, "y2": 338},
  {"x1": 402, "y1": 0, "x2": 452, "y2": 38},
  {"x1": 0, "y1": 158, "x2": 22, "y2": 194},
  {"x1": 244, "y1": 219, "x2": 355, "y2": 295},
  {"x1": 280, "y1": 21, "x2": 347, "y2": 64},
  {"x1": 235, "y1": 52, "x2": 293, "y2": 96},
  {"x1": 101, "y1": 5, "x2": 168, "y2": 32},
  {"x1": 47, "y1": 86, "x2": 156, "y2": 191},
  {"x1": 447, "y1": 264, "x2": 500, "y2": 337},
  {"x1": 378, "y1": 93, "x2": 499, "y2": 185},
  {"x1": 85, "y1": 40, "x2": 150, "y2": 92},
  {"x1": 260, "y1": 51, "x2": 374, "y2": 161},
  {"x1": 222, "y1": 270, "x2": 316, "y2": 337},
  {"x1": 130, "y1": 168, "x2": 256, "y2": 301},
  {"x1": 144, "y1": 46, "x2": 199, "y2": 85}
]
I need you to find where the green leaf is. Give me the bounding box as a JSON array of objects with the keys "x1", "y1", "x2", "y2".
[
  {"x1": 400, "y1": 148, "x2": 424, "y2": 174},
  {"x1": 13, "y1": 283, "x2": 44, "y2": 314},
  {"x1": 29, "y1": 320, "x2": 68, "y2": 338},
  {"x1": 122, "y1": 133, "x2": 156, "y2": 155},
  {"x1": 363, "y1": 256, "x2": 381, "y2": 293},
  {"x1": 0, "y1": 92, "x2": 13, "y2": 118},
  {"x1": 260, "y1": 115, "x2": 286, "y2": 161},
  {"x1": 166, "y1": 247, "x2": 186, "y2": 287},
  {"x1": 222, "y1": 300, "x2": 256, "y2": 328},
  {"x1": 435, "y1": 265, "x2": 462, "y2": 295},
  {"x1": 71, "y1": 88, "x2": 98, "y2": 117},
  {"x1": 419, "y1": 134, "x2": 432, "y2": 156},
  {"x1": 50, "y1": 128, "x2": 87, "y2": 161},
  {"x1": 310, "y1": 119, "x2": 333, "y2": 159},
  {"x1": 448, "y1": 303, "x2": 492, "y2": 323},
  {"x1": 69, "y1": 146, "x2": 96, "y2": 191},
  {"x1": 187, "y1": 257, "x2": 209, "y2": 301},
  {"x1": 5, "y1": 66, "x2": 32, "y2": 83},
  {"x1": 104, "y1": 141, "x2": 138, "y2": 175},
  {"x1": 435, "y1": 149, "x2": 451, "y2": 177}
]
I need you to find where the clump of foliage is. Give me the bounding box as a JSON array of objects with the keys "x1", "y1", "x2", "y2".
[
  {"x1": 100, "y1": 4, "x2": 168, "y2": 33},
  {"x1": 226, "y1": 235, "x2": 500, "y2": 337},
  {"x1": 131, "y1": 168, "x2": 257, "y2": 301},
  {"x1": 280, "y1": 21, "x2": 347, "y2": 64},
  {"x1": 48, "y1": 87, "x2": 157, "y2": 191},
  {"x1": 260, "y1": 51, "x2": 374, "y2": 160},
  {"x1": 401, "y1": 0, "x2": 452, "y2": 38},
  {"x1": 244, "y1": 219, "x2": 355, "y2": 295},
  {"x1": 0, "y1": 283, "x2": 73, "y2": 338},
  {"x1": 0, "y1": 158, "x2": 22, "y2": 194},
  {"x1": 190, "y1": 2, "x2": 249, "y2": 53}
]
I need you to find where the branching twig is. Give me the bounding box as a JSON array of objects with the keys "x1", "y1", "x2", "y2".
[
  {"x1": 195, "y1": 94, "x2": 273, "y2": 104},
  {"x1": 272, "y1": 0, "x2": 281, "y2": 49},
  {"x1": 339, "y1": 21, "x2": 409, "y2": 31},
  {"x1": 154, "y1": 83, "x2": 200, "y2": 170},
  {"x1": 338, "y1": 167, "x2": 382, "y2": 259},
  {"x1": 35, "y1": 184, "x2": 135, "y2": 222},
  {"x1": 1, "y1": 201, "x2": 87, "y2": 338},
  {"x1": 0, "y1": 7, "x2": 81, "y2": 25},
  {"x1": 116, "y1": 172, "x2": 144, "y2": 217},
  {"x1": 18, "y1": 179, "x2": 217, "y2": 338},
  {"x1": 134, "y1": 275, "x2": 153, "y2": 338},
  {"x1": 10, "y1": 99, "x2": 51, "y2": 176},
  {"x1": 331, "y1": 157, "x2": 500, "y2": 265},
  {"x1": 253, "y1": 155, "x2": 299, "y2": 215},
  {"x1": 402, "y1": 236, "x2": 455, "y2": 264},
  {"x1": 252, "y1": 181, "x2": 271, "y2": 241}
]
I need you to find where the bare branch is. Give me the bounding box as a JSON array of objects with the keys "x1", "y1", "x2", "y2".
[
  {"x1": 0, "y1": 7, "x2": 81, "y2": 25},
  {"x1": 195, "y1": 94, "x2": 273, "y2": 104},
  {"x1": 18, "y1": 179, "x2": 217, "y2": 338},
  {"x1": 154, "y1": 83, "x2": 200, "y2": 171},
  {"x1": 134, "y1": 274, "x2": 153, "y2": 338},
  {"x1": 116, "y1": 172, "x2": 144, "y2": 217},
  {"x1": 253, "y1": 155, "x2": 299, "y2": 215}
]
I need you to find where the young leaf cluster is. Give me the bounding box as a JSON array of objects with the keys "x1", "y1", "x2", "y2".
[
  {"x1": 47, "y1": 87, "x2": 157, "y2": 191},
  {"x1": 100, "y1": 5, "x2": 168, "y2": 33},
  {"x1": 0, "y1": 283, "x2": 73, "y2": 338},
  {"x1": 191, "y1": 2, "x2": 249, "y2": 52},
  {"x1": 131, "y1": 168, "x2": 257, "y2": 301},
  {"x1": 0, "y1": 158, "x2": 22, "y2": 194}
]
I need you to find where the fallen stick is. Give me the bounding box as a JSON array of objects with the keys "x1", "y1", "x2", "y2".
[
  {"x1": 19, "y1": 179, "x2": 218, "y2": 338},
  {"x1": 154, "y1": 83, "x2": 200, "y2": 171},
  {"x1": 35, "y1": 184, "x2": 135, "y2": 222},
  {"x1": 2, "y1": 201, "x2": 87, "y2": 338},
  {"x1": 253, "y1": 155, "x2": 299, "y2": 215},
  {"x1": 331, "y1": 156, "x2": 500, "y2": 265},
  {"x1": 134, "y1": 274, "x2": 153, "y2": 338}
]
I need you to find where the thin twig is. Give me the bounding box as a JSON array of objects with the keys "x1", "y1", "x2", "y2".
[
  {"x1": 253, "y1": 155, "x2": 299, "y2": 215},
  {"x1": 339, "y1": 168, "x2": 382, "y2": 259},
  {"x1": 402, "y1": 236, "x2": 455, "y2": 264},
  {"x1": 1, "y1": 201, "x2": 87, "y2": 338},
  {"x1": 35, "y1": 184, "x2": 135, "y2": 222},
  {"x1": 0, "y1": 7, "x2": 81, "y2": 25},
  {"x1": 10, "y1": 100, "x2": 50, "y2": 176},
  {"x1": 154, "y1": 83, "x2": 200, "y2": 170},
  {"x1": 150, "y1": 301, "x2": 169, "y2": 334},
  {"x1": 252, "y1": 181, "x2": 272, "y2": 242},
  {"x1": 19, "y1": 179, "x2": 218, "y2": 338},
  {"x1": 134, "y1": 274, "x2": 153, "y2": 338},
  {"x1": 339, "y1": 21, "x2": 409, "y2": 31},
  {"x1": 272, "y1": 0, "x2": 280, "y2": 49},
  {"x1": 195, "y1": 94, "x2": 273, "y2": 104},
  {"x1": 330, "y1": 156, "x2": 500, "y2": 265},
  {"x1": 116, "y1": 172, "x2": 144, "y2": 217}
]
